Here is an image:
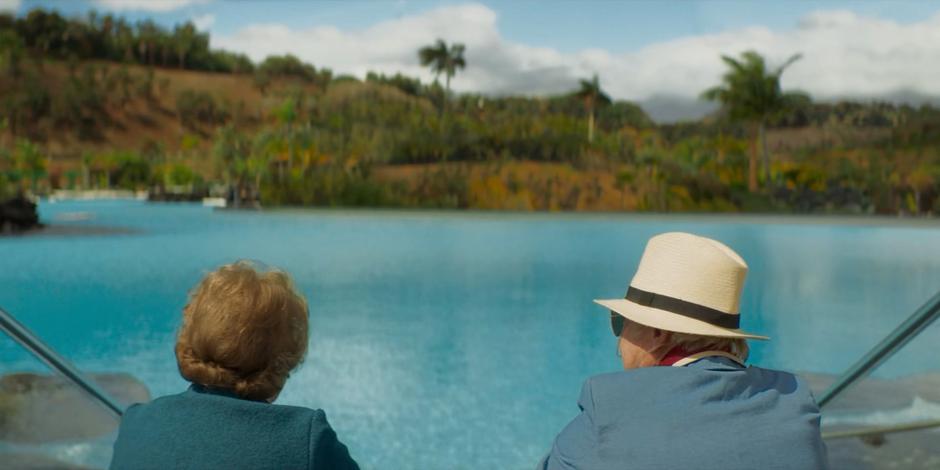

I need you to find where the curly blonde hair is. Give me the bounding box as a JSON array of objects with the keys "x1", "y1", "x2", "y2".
[{"x1": 175, "y1": 261, "x2": 309, "y2": 401}]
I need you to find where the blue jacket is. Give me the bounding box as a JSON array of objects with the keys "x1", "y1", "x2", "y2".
[
  {"x1": 540, "y1": 357, "x2": 828, "y2": 470},
  {"x1": 110, "y1": 385, "x2": 359, "y2": 470}
]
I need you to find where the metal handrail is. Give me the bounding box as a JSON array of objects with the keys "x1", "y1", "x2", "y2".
[
  {"x1": 817, "y1": 289, "x2": 940, "y2": 408},
  {"x1": 0, "y1": 306, "x2": 124, "y2": 417}
]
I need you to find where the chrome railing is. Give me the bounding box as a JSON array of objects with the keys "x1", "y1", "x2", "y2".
[
  {"x1": 818, "y1": 289, "x2": 940, "y2": 439},
  {"x1": 817, "y1": 289, "x2": 940, "y2": 408},
  {"x1": 0, "y1": 306, "x2": 124, "y2": 417}
]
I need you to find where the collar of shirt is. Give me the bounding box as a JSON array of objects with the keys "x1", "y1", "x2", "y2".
[{"x1": 659, "y1": 345, "x2": 745, "y2": 368}]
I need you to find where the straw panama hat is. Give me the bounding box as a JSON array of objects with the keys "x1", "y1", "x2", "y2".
[{"x1": 595, "y1": 232, "x2": 769, "y2": 340}]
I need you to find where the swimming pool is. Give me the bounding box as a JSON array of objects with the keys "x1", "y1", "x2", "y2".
[{"x1": 3, "y1": 200, "x2": 940, "y2": 469}]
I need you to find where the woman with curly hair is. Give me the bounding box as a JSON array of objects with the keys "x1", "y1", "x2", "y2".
[{"x1": 110, "y1": 261, "x2": 359, "y2": 470}]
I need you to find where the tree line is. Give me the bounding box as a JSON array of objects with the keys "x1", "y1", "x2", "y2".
[{"x1": 0, "y1": 8, "x2": 251, "y2": 72}]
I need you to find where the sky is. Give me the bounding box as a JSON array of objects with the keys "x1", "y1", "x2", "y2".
[{"x1": 5, "y1": 0, "x2": 940, "y2": 121}]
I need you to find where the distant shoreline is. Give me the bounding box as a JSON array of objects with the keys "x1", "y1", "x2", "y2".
[
  {"x1": 15, "y1": 199, "x2": 940, "y2": 237},
  {"x1": 258, "y1": 205, "x2": 940, "y2": 228},
  {"x1": 47, "y1": 189, "x2": 149, "y2": 202},
  {"x1": 1, "y1": 223, "x2": 137, "y2": 238}
]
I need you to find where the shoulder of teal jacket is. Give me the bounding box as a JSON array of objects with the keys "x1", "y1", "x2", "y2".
[
  {"x1": 117, "y1": 390, "x2": 187, "y2": 422},
  {"x1": 121, "y1": 388, "x2": 321, "y2": 428},
  {"x1": 307, "y1": 408, "x2": 361, "y2": 470},
  {"x1": 122, "y1": 402, "x2": 143, "y2": 416},
  {"x1": 308, "y1": 408, "x2": 333, "y2": 435}
]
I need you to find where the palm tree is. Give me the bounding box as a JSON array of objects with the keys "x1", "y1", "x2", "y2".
[
  {"x1": 173, "y1": 22, "x2": 197, "y2": 69},
  {"x1": 213, "y1": 125, "x2": 251, "y2": 206},
  {"x1": 575, "y1": 74, "x2": 611, "y2": 144},
  {"x1": 701, "y1": 50, "x2": 808, "y2": 192},
  {"x1": 136, "y1": 20, "x2": 161, "y2": 65},
  {"x1": 114, "y1": 18, "x2": 135, "y2": 62},
  {"x1": 0, "y1": 30, "x2": 25, "y2": 77},
  {"x1": 418, "y1": 39, "x2": 466, "y2": 98}
]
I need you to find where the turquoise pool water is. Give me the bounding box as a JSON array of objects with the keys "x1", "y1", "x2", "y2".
[{"x1": 3, "y1": 200, "x2": 940, "y2": 469}]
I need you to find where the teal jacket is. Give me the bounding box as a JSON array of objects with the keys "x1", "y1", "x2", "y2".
[
  {"x1": 110, "y1": 385, "x2": 359, "y2": 470},
  {"x1": 540, "y1": 356, "x2": 828, "y2": 470}
]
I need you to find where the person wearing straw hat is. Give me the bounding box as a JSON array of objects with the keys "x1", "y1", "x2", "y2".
[{"x1": 539, "y1": 232, "x2": 828, "y2": 470}]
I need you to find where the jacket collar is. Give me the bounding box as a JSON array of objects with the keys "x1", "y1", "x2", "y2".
[
  {"x1": 188, "y1": 384, "x2": 269, "y2": 403},
  {"x1": 683, "y1": 355, "x2": 746, "y2": 371}
]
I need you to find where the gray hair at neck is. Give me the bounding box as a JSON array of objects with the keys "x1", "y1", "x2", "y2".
[{"x1": 665, "y1": 330, "x2": 750, "y2": 363}]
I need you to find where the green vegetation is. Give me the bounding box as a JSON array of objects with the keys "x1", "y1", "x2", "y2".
[
  {"x1": 575, "y1": 74, "x2": 611, "y2": 144},
  {"x1": 0, "y1": 8, "x2": 251, "y2": 73},
  {"x1": 418, "y1": 39, "x2": 466, "y2": 100},
  {"x1": 1, "y1": 7, "x2": 940, "y2": 215},
  {"x1": 702, "y1": 51, "x2": 809, "y2": 191}
]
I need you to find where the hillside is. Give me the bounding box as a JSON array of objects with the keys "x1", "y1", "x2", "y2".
[
  {"x1": 2, "y1": 7, "x2": 940, "y2": 214},
  {"x1": 3, "y1": 58, "x2": 938, "y2": 214},
  {"x1": 3, "y1": 60, "x2": 304, "y2": 156}
]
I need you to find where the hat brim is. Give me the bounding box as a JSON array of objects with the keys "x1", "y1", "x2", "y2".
[{"x1": 594, "y1": 298, "x2": 769, "y2": 341}]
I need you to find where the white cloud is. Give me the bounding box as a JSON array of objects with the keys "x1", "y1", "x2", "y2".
[
  {"x1": 0, "y1": 0, "x2": 21, "y2": 13},
  {"x1": 192, "y1": 13, "x2": 215, "y2": 30},
  {"x1": 92, "y1": 0, "x2": 211, "y2": 13},
  {"x1": 213, "y1": 3, "x2": 940, "y2": 115}
]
